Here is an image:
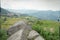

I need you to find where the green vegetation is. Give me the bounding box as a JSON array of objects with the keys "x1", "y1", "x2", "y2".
[
  {"x1": 0, "y1": 29, "x2": 8, "y2": 40},
  {"x1": 25, "y1": 17, "x2": 59, "y2": 40},
  {"x1": 1, "y1": 17, "x2": 21, "y2": 29},
  {"x1": 0, "y1": 16, "x2": 59, "y2": 40},
  {"x1": 0, "y1": 16, "x2": 21, "y2": 40},
  {"x1": 31, "y1": 20, "x2": 59, "y2": 40}
]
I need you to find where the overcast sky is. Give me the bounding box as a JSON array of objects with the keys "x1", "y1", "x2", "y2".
[{"x1": 1, "y1": 0, "x2": 60, "y2": 11}]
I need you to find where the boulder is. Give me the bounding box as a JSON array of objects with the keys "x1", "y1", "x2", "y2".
[
  {"x1": 28, "y1": 30, "x2": 44, "y2": 40},
  {"x1": 7, "y1": 21, "x2": 45, "y2": 40},
  {"x1": 7, "y1": 29, "x2": 25, "y2": 40},
  {"x1": 7, "y1": 21, "x2": 32, "y2": 36},
  {"x1": 28, "y1": 30, "x2": 39, "y2": 39},
  {"x1": 34, "y1": 36, "x2": 44, "y2": 40}
]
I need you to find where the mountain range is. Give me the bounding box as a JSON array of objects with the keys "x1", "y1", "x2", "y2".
[
  {"x1": 7, "y1": 9, "x2": 60, "y2": 21},
  {"x1": 0, "y1": 7, "x2": 10, "y2": 15},
  {"x1": 0, "y1": 7, "x2": 60, "y2": 21}
]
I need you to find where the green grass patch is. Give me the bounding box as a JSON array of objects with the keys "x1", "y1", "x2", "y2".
[
  {"x1": 31, "y1": 20, "x2": 59, "y2": 40},
  {"x1": 0, "y1": 29, "x2": 8, "y2": 40}
]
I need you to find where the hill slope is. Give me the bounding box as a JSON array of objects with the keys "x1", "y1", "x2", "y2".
[
  {"x1": 0, "y1": 7, "x2": 10, "y2": 15},
  {"x1": 7, "y1": 9, "x2": 60, "y2": 21}
]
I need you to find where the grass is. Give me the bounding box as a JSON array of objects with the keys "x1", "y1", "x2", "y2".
[
  {"x1": 0, "y1": 17, "x2": 22, "y2": 40},
  {"x1": 0, "y1": 29, "x2": 8, "y2": 40},
  {"x1": 0, "y1": 16, "x2": 60, "y2": 40},
  {"x1": 31, "y1": 20, "x2": 59, "y2": 40},
  {"x1": 1, "y1": 17, "x2": 21, "y2": 30}
]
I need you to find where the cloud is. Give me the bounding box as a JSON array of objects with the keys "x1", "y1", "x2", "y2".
[{"x1": 1, "y1": 0, "x2": 60, "y2": 10}]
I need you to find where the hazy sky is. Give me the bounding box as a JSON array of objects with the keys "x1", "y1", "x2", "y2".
[{"x1": 1, "y1": 0, "x2": 60, "y2": 10}]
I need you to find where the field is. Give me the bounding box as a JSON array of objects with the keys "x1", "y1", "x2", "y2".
[{"x1": 0, "y1": 16, "x2": 60, "y2": 40}]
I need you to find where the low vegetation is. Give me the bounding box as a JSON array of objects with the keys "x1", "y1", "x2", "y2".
[
  {"x1": 1, "y1": 17, "x2": 21, "y2": 29},
  {"x1": 31, "y1": 20, "x2": 59, "y2": 40},
  {"x1": 0, "y1": 16, "x2": 59, "y2": 40},
  {"x1": 0, "y1": 29, "x2": 8, "y2": 40},
  {"x1": 25, "y1": 17, "x2": 59, "y2": 40}
]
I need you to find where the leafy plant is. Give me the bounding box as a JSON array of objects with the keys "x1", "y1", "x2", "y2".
[
  {"x1": 0, "y1": 29, "x2": 8, "y2": 40},
  {"x1": 31, "y1": 20, "x2": 59, "y2": 40}
]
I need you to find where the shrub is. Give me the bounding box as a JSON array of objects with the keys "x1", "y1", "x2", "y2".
[
  {"x1": 0, "y1": 29, "x2": 8, "y2": 40},
  {"x1": 32, "y1": 20, "x2": 59, "y2": 40}
]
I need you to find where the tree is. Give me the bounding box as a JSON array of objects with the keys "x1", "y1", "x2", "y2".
[{"x1": 4, "y1": 17, "x2": 7, "y2": 21}]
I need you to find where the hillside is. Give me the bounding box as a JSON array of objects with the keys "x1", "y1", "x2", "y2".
[
  {"x1": 0, "y1": 7, "x2": 10, "y2": 15},
  {"x1": 0, "y1": 16, "x2": 59, "y2": 40},
  {"x1": 7, "y1": 9, "x2": 60, "y2": 21},
  {"x1": 1, "y1": 8, "x2": 60, "y2": 21}
]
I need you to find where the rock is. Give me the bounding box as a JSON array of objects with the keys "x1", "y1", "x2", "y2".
[
  {"x1": 27, "y1": 30, "x2": 39, "y2": 40},
  {"x1": 7, "y1": 28, "x2": 31, "y2": 40},
  {"x1": 7, "y1": 21, "x2": 45, "y2": 40},
  {"x1": 28, "y1": 30, "x2": 44, "y2": 40},
  {"x1": 7, "y1": 21, "x2": 32, "y2": 40},
  {"x1": 34, "y1": 36, "x2": 44, "y2": 40},
  {"x1": 7, "y1": 21, "x2": 32, "y2": 36},
  {"x1": 20, "y1": 25, "x2": 32, "y2": 40},
  {"x1": 7, "y1": 29, "x2": 24, "y2": 40}
]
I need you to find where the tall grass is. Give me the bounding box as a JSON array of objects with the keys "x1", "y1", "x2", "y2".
[{"x1": 31, "y1": 20, "x2": 59, "y2": 40}]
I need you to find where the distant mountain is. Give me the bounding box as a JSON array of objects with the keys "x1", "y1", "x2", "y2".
[
  {"x1": 0, "y1": 8, "x2": 29, "y2": 17},
  {"x1": 0, "y1": 7, "x2": 10, "y2": 15},
  {"x1": 28, "y1": 11, "x2": 60, "y2": 20},
  {"x1": 1, "y1": 8, "x2": 60, "y2": 21},
  {"x1": 0, "y1": 8, "x2": 8, "y2": 14},
  {"x1": 7, "y1": 9, "x2": 60, "y2": 21}
]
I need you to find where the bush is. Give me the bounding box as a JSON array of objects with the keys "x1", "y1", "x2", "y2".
[
  {"x1": 0, "y1": 29, "x2": 8, "y2": 40},
  {"x1": 32, "y1": 20, "x2": 59, "y2": 40}
]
